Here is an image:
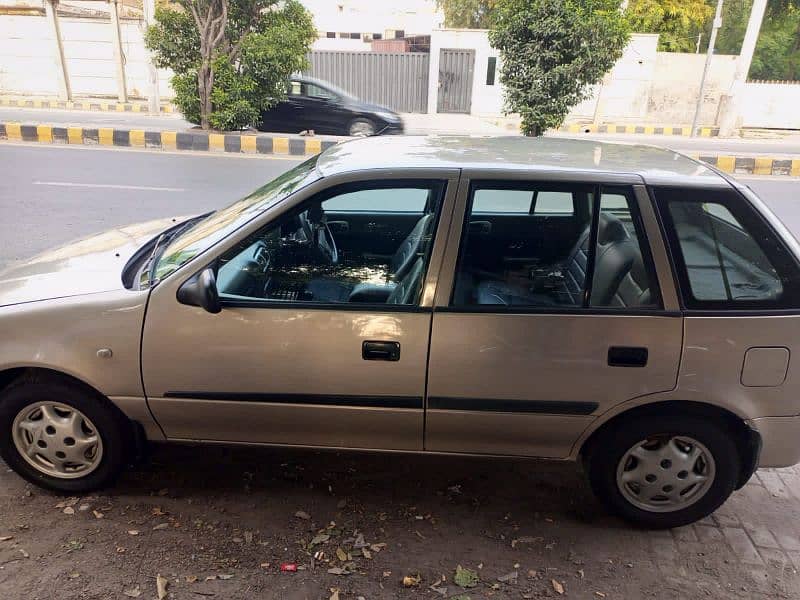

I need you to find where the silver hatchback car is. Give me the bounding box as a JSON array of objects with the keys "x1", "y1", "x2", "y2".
[{"x1": 2, "y1": 136, "x2": 800, "y2": 529}]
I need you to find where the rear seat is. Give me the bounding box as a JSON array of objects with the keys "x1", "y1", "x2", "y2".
[{"x1": 474, "y1": 213, "x2": 648, "y2": 307}]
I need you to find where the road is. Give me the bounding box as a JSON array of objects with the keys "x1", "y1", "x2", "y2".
[
  {"x1": 4, "y1": 105, "x2": 800, "y2": 154},
  {"x1": 2, "y1": 143, "x2": 800, "y2": 598},
  {"x1": 1, "y1": 143, "x2": 799, "y2": 267}
]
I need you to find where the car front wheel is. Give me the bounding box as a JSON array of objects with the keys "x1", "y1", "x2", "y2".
[
  {"x1": 586, "y1": 415, "x2": 740, "y2": 528},
  {"x1": 0, "y1": 377, "x2": 130, "y2": 493}
]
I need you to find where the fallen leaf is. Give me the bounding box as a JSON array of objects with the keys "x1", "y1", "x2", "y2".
[
  {"x1": 454, "y1": 565, "x2": 479, "y2": 588},
  {"x1": 232, "y1": 537, "x2": 243, "y2": 544},
  {"x1": 128, "y1": 530, "x2": 139, "y2": 536},
  {"x1": 116, "y1": 547, "x2": 126, "y2": 554},
  {"x1": 78, "y1": 504, "x2": 90, "y2": 512},
  {"x1": 511, "y1": 536, "x2": 542, "y2": 548},
  {"x1": 93, "y1": 510, "x2": 104, "y2": 519},
  {"x1": 595, "y1": 593, "x2": 606, "y2": 598},
  {"x1": 578, "y1": 569, "x2": 585, "y2": 579},
  {"x1": 552, "y1": 579, "x2": 564, "y2": 595},
  {"x1": 18, "y1": 548, "x2": 29, "y2": 558},
  {"x1": 497, "y1": 571, "x2": 518, "y2": 584},
  {"x1": 185, "y1": 575, "x2": 198, "y2": 583},
  {"x1": 153, "y1": 523, "x2": 169, "y2": 531},
  {"x1": 68, "y1": 573, "x2": 80, "y2": 579},
  {"x1": 152, "y1": 507, "x2": 167, "y2": 516},
  {"x1": 259, "y1": 562, "x2": 270, "y2": 569},
  {"x1": 123, "y1": 587, "x2": 141, "y2": 598},
  {"x1": 244, "y1": 531, "x2": 253, "y2": 544},
  {"x1": 156, "y1": 574, "x2": 168, "y2": 600},
  {"x1": 310, "y1": 533, "x2": 330, "y2": 546},
  {"x1": 0, "y1": 536, "x2": 12, "y2": 542},
  {"x1": 353, "y1": 533, "x2": 367, "y2": 548},
  {"x1": 362, "y1": 548, "x2": 372, "y2": 559},
  {"x1": 336, "y1": 547, "x2": 348, "y2": 562},
  {"x1": 402, "y1": 574, "x2": 421, "y2": 587},
  {"x1": 369, "y1": 543, "x2": 386, "y2": 553},
  {"x1": 218, "y1": 574, "x2": 234, "y2": 580},
  {"x1": 205, "y1": 575, "x2": 217, "y2": 581},
  {"x1": 327, "y1": 567, "x2": 350, "y2": 576},
  {"x1": 157, "y1": 488, "x2": 169, "y2": 497},
  {"x1": 63, "y1": 507, "x2": 75, "y2": 515},
  {"x1": 329, "y1": 588, "x2": 340, "y2": 600},
  {"x1": 294, "y1": 510, "x2": 311, "y2": 520}
]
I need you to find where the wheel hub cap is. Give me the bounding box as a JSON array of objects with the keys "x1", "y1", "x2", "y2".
[
  {"x1": 12, "y1": 402, "x2": 103, "y2": 479},
  {"x1": 616, "y1": 435, "x2": 715, "y2": 513}
]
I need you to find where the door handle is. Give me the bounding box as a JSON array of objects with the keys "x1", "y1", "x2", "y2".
[
  {"x1": 608, "y1": 346, "x2": 648, "y2": 368},
  {"x1": 363, "y1": 341, "x2": 401, "y2": 362}
]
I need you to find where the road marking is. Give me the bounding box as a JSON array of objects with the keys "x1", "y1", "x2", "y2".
[{"x1": 33, "y1": 181, "x2": 186, "y2": 192}]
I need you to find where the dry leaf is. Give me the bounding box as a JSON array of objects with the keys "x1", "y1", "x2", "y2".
[
  {"x1": 511, "y1": 536, "x2": 542, "y2": 548},
  {"x1": 153, "y1": 523, "x2": 169, "y2": 531},
  {"x1": 128, "y1": 530, "x2": 139, "y2": 536},
  {"x1": 294, "y1": 510, "x2": 311, "y2": 520},
  {"x1": 185, "y1": 575, "x2": 198, "y2": 583},
  {"x1": 362, "y1": 548, "x2": 372, "y2": 559},
  {"x1": 18, "y1": 548, "x2": 29, "y2": 559},
  {"x1": 402, "y1": 574, "x2": 421, "y2": 587},
  {"x1": 310, "y1": 533, "x2": 330, "y2": 546},
  {"x1": 329, "y1": 589, "x2": 340, "y2": 600},
  {"x1": 369, "y1": 543, "x2": 386, "y2": 553},
  {"x1": 205, "y1": 575, "x2": 218, "y2": 581},
  {"x1": 78, "y1": 504, "x2": 90, "y2": 512},
  {"x1": 156, "y1": 574, "x2": 168, "y2": 600},
  {"x1": 93, "y1": 510, "x2": 104, "y2": 519},
  {"x1": 152, "y1": 507, "x2": 167, "y2": 516},
  {"x1": 552, "y1": 579, "x2": 564, "y2": 595},
  {"x1": 157, "y1": 488, "x2": 169, "y2": 496},
  {"x1": 116, "y1": 547, "x2": 126, "y2": 554},
  {"x1": 0, "y1": 536, "x2": 13, "y2": 542},
  {"x1": 595, "y1": 593, "x2": 606, "y2": 598},
  {"x1": 497, "y1": 571, "x2": 518, "y2": 584},
  {"x1": 63, "y1": 507, "x2": 75, "y2": 515},
  {"x1": 218, "y1": 574, "x2": 234, "y2": 580},
  {"x1": 336, "y1": 547, "x2": 348, "y2": 562},
  {"x1": 244, "y1": 531, "x2": 253, "y2": 543},
  {"x1": 123, "y1": 587, "x2": 141, "y2": 598}
]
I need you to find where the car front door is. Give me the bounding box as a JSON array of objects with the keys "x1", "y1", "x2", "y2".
[
  {"x1": 425, "y1": 172, "x2": 684, "y2": 458},
  {"x1": 141, "y1": 170, "x2": 458, "y2": 451}
]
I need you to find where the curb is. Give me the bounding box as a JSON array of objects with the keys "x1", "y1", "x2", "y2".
[
  {"x1": 689, "y1": 153, "x2": 800, "y2": 176},
  {"x1": 0, "y1": 96, "x2": 176, "y2": 114},
  {"x1": 562, "y1": 123, "x2": 719, "y2": 137},
  {"x1": 0, "y1": 123, "x2": 340, "y2": 157}
]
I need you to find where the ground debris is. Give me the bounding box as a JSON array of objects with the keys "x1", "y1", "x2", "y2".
[{"x1": 156, "y1": 574, "x2": 168, "y2": 600}]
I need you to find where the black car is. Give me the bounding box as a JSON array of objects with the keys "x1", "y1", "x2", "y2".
[{"x1": 258, "y1": 76, "x2": 404, "y2": 137}]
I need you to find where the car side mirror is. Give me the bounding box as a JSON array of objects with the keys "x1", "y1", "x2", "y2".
[{"x1": 176, "y1": 267, "x2": 221, "y2": 314}]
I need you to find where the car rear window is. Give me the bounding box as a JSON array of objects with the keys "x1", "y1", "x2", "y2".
[{"x1": 654, "y1": 187, "x2": 800, "y2": 310}]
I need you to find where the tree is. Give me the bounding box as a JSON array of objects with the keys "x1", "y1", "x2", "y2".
[
  {"x1": 713, "y1": 0, "x2": 800, "y2": 80},
  {"x1": 489, "y1": 0, "x2": 630, "y2": 136},
  {"x1": 436, "y1": 0, "x2": 498, "y2": 28},
  {"x1": 145, "y1": 0, "x2": 316, "y2": 131},
  {"x1": 625, "y1": 0, "x2": 712, "y2": 51}
]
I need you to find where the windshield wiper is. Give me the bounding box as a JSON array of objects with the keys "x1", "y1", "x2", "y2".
[{"x1": 140, "y1": 232, "x2": 167, "y2": 289}]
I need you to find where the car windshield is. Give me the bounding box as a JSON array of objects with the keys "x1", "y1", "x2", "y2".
[{"x1": 152, "y1": 156, "x2": 320, "y2": 282}]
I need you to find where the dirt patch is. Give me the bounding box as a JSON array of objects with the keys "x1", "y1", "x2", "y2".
[{"x1": 1, "y1": 444, "x2": 798, "y2": 599}]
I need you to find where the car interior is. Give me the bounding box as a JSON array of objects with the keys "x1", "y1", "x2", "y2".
[
  {"x1": 215, "y1": 186, "x2": 440, "y2": 306},
  {"x1": 453, "y1": 188, "x2": 658, "y2": 309}
]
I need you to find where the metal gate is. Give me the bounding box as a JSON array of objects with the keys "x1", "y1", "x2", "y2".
[
  {"x1": 437, "y1": 48, "x2": 475, "y2": 113},
  {"x1": 305, "y1": 51, "x2": 429, "y2": 113}
]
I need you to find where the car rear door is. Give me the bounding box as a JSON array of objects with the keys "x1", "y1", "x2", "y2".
[{"x1": 425, "y1": 171, "x2": 684, "y2": 458}]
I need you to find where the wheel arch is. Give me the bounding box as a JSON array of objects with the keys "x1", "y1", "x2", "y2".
[{"x1": 578, "y1": 400, "x2": 761, "y2": 490}]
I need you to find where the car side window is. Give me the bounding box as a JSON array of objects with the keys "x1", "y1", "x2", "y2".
[
  {"x1": 655, "y1": 187, "x2": 800, "y2": 309},
  {"x1": 307, "y1": 84, "x2": 335, "y2": 101},
  {"x1": 288, "y1": 81, "x2": 303, "y2": 96},
  {"x1": 216, "y1": 182, "x2": 444, "y2": 307},
  {"x1": 451, "y1": 183, "x2": 660, "y2": 310}
]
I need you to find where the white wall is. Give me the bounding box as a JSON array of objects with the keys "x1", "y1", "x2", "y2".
[
  {"x1": 300, "y1": 0, "x2": 443, "y2": 37},
  {"x1": 739, "y1": 82, "x2": 800, "y2": 129},
  {"x1": 0, "y1": 13, "x2": 172, "y2": 98},
  {"x1": 428, "y1": 29, "x2": 503, "y2": 116}
]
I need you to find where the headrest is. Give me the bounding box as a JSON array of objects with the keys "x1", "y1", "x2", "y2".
[
  {"x1": 307, "y1": 204, "x2": 324, "y2": 223},
  {"x1": 597, "y1": 213, "x2": 630, "y2": 245}
]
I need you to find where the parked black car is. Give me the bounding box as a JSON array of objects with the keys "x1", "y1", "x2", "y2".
[{"x1": 258, "y1": 76, "x2": 404, "y2": 137}]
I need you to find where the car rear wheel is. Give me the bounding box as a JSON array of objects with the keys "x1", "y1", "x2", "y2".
[
  {"x1": 0, "y1": 378, "x2": 129, "y2": 493},
  {"x1": 586, "y1": 415, "x2": 740, "y2": 528},
  {"x1": 348, "y1": 118, "x2": 375, "y2": 137}
]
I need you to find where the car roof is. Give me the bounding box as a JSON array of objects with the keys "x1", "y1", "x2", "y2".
[{"x1": 315, "y1": 135, "x2": 727, "y2": 186}]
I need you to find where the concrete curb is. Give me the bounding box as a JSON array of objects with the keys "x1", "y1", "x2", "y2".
[
  {"x1": 0, "y1": 96, "x2": 176, "y2": 114},
  {"x1": 2, "y1": 122, "x2": 799, "y2": 175},
  {"x1": 0, "y1": 123, "x2": 340, "y2": 157},
  {"x1": 562, "y1": 123, "x2": 720, "y2": 137}
]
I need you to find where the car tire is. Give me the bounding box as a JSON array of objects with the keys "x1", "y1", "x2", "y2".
[
  {"x1": 0, "y1": 377, "x2": 130, "y2": 493},
  {"x1": 585, "y1": 415, "x2": 740, "y2": 529},
  {"x1": 348, "y1": 118, "x2": 375, "y2": 137}
]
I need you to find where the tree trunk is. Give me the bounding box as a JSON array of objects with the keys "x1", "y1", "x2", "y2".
[{"x1": 198, "y1": 59, "x2": 213, "y2": 130}]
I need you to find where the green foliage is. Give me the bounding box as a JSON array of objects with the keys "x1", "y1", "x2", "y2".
[
  {"x1": 436, "y1": 0, "x2": 498, "y2": 28},
  {"x1": 489, "y1": 0, "x2": 630, "y2": 136},
  {"x1": 145, "y1": 0, "x2": 316, "y2": 130},
  {"x1": 713, "y1": 0, "x2": 800, "y2": 80},
  {"x1": 626, "y1": 0, "x2": 712, "y2": 51}
]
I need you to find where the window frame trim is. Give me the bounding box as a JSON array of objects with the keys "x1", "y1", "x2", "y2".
[{"x1": 652, "y1": 185, "x2": 800, "y2": 312}]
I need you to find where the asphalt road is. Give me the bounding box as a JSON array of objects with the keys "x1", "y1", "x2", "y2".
[
  {"x1": 0, "y1": 143, "x2": 798, "y2": 267},
  {"x1": 4, "y1": 105, "x2": 800, "y2": 155}
]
